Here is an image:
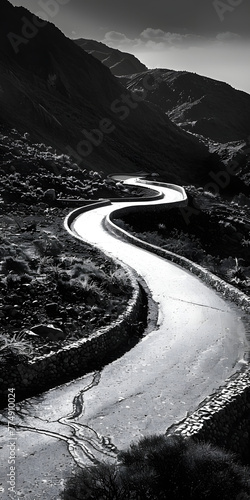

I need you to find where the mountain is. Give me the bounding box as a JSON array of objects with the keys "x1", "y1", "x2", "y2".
[
  {"x1": 74, "y1": 38, "x2": 148, "y2": 76},
  {"x1": 0, "y1": 1, "x2": 227, "y2": 186},
  {"x1": 122, "y1": 69, "x2": 250, "y2": 143}
]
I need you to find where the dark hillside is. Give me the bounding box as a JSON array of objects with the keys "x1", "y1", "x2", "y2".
[
  {"x1": 123, "y1": 69, "x2": 250, "y2": 143},
  {"x1": 0, "y1": 1, "x2": 221, "y2": 185},
  {"x1": 74, "y1": 38, "x2": 148, "y2": 76}
]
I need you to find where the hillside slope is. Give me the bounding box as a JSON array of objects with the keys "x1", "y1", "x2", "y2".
[
  {"x1": 74, "y1": 38, "x2": 147, "y2": 76},
  {"x1": 0, "y1": 1, "x2": 224, "y2": 185},
  {"x1": 123, "y1": 69, "x2": 250, "y2": 143}
]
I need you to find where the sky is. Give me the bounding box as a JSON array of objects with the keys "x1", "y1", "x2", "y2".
[{"x1": 10, "y1": 0, "x2": 250, "y2": 94}]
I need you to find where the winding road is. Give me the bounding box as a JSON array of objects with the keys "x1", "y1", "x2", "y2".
[{"x1": 0, "y1": 177, "x2": 248, "y2": 499}]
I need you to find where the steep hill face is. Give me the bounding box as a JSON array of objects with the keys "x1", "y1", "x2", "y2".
[
  {"x1": 74, "y1": 38, "x2": 148, "y2": 76},
  {"x1": 123, "y1": 69, "x2": 250, "y2": 143},
  {"x1": 0, "y1": 1, "x2": 223, "y2": 185}
]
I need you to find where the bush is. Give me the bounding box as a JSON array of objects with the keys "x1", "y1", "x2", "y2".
[
  {"x1": 33, "y1": 233, "x2": 63, "y2": 257},
  {"x1": 61, "y1": 435, "x2": 250, "y2": 500},
  {"x1": 0, "y1": 333, "x2": 33, "y2": 365},
  {"x1": 1, "y1": 256, "x2": 30, "y2": 275}
]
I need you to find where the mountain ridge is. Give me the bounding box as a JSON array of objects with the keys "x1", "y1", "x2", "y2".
[
  {"x1": 122, "y1": 69, "x2": 250, "y2": 143},
  {"x1": 74, "y1": 38, "x2": 148, "y2": 76},
  {"x1": 0, "y1": 0, "x2": 227, "y2": 186}
]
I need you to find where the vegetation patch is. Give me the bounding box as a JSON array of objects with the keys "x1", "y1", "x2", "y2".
[
  {"x1": 0, "y1": 127, "x2": 142, "y2": 205},
  {"x1": 114, "y1": 186, "x2": 250, "y2": 296},
  {"x1": 61, "y1": 434, "x2": 250, "y2": 499},
  {"x1": 0, "y1": 203, "x2": 133, "y2": 366},
  {"x1": 0, "y1": 128, "x2": 146, "y2": 369}
]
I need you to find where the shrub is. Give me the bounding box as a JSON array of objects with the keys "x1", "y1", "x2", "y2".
[
  {"x1": 61, "y1": 435, "x2": 250, "y2": 500},
  {"x1": 0, "y1": 333, "x2": 33, "y2": 364},
  {"x1": 33, "y1": 233, "x2": 63, "y2": 257},
  {"x1": 71, "y1": 259, "x2": 106, "y2": 281},
  {"x1": 1, "y1": 256, "x2": 30, "y2": 275},
  {"x1": 61, "y1": 463, "x2": 125, "y2": 500}
]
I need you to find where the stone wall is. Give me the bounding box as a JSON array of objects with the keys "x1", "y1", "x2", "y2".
[
  {"x1": 0, "y1": 200, "x2": 146, "y2": 405},
  {"x1": 3, "y1": 187, "x2": 250, "y2": 461},
  {"x1": 0, "y1": 262, "x2": 143, "y2": 403},
  {"x1": 166, "y1": 367, "x2": 250, "y2": 463},
  {"x1": 106, "y1": 205, "x2": 250, "y2": 462},
  {"x1": 107, "y1": 208, "x2": 250, "y2": 314}
]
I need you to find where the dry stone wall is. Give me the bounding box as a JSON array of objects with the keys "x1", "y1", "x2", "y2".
[
  {"x1": 107, "y1": 205, "x2": 250, "y2": 462},
  {"x1": 166, "y1": 368, "x2": 250, "y2": 462},
  {"x1": 0, "y1": 261, "x2": 143, "y2": 403},
  {"x1": 0, "y1": 201, "x2": 145, "y2": 404}
]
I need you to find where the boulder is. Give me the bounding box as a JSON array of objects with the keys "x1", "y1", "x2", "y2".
[
  {"x1": 30, "y1": 324, "x2": 66, "y2": 341},
  {"x1": 44, "y1": 189, "x2": 56, "y2": 201},
  {"x1": 46, "y1": 302, "x2": 59, "y2": 317}
]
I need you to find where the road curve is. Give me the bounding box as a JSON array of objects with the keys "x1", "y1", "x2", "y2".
[
  {"x1": 0, "y1": 178, "x2": 248, "y2": 499},
  {"x1": 69, "y1": 177, "x2": 247, "y2": 447}
]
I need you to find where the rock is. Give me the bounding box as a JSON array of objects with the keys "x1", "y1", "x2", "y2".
[
  {"x1": 67, "y1": 307, "x2": 78, "y2": 318},
  {"x1": 86, "y1": 295, "x2": 96, "y2": 306},
  {"x1": 10, "y1": 306, "x2": 21, "y2": 318},
  {"x1": 46, "y1": 302, "x2": 58, "y2": 317},
  {"x1": 37, "y1": 202, "x2": 47, "y2": 210},
  {"x1": 3, "y1": 304, "x2": 12, "y2": 312},
  {"x1": 44, "y1": 189, "x2": 56, "y2": 201},
  {"x1": 9, "y1": 294, "x2": 22, "y2": 305},
  {"x1": 30, "y1": 324, "x2": 66, "y2": 341},
  {"x1": 25, "y1": 331, "x2": 39, "y2": 338}
]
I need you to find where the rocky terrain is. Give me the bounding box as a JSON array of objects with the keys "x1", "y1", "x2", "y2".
[
  {"x1": 74, "y1": 38, "x2": 147, "y2": 76},
  {"x1": 0, "y1": 127, "x2": 143, "y2": 368},
  {"x1": 0, "y1": 202, "x2": 136, "y2": 367},
  {"x1": 0, "y1": 126, "x2": 140, "y2": 205}
]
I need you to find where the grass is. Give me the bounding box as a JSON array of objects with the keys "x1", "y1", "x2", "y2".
[{"x1": 0, "y1": 333, "x2": 34, "y2": 364}]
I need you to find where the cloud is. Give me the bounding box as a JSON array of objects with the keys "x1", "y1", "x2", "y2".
[
  {"x1": 102, "y1": 28, "x2": 246, "y2": 55},
  {"x1": 103, "y1": 31, "x2": 135, "y2": 45},
  {"x1": 216, "y1": 32, "x2": 242, "y2": 42},
  {"x1": 141, "y1": 29, "x2": 185, "y2": 46},
  {"x1": 102, "y1": 28, "x2": 205, "y2": 52},
  {"x1": 140, "y1": 28, "x2": 167, "y2": 40}
]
